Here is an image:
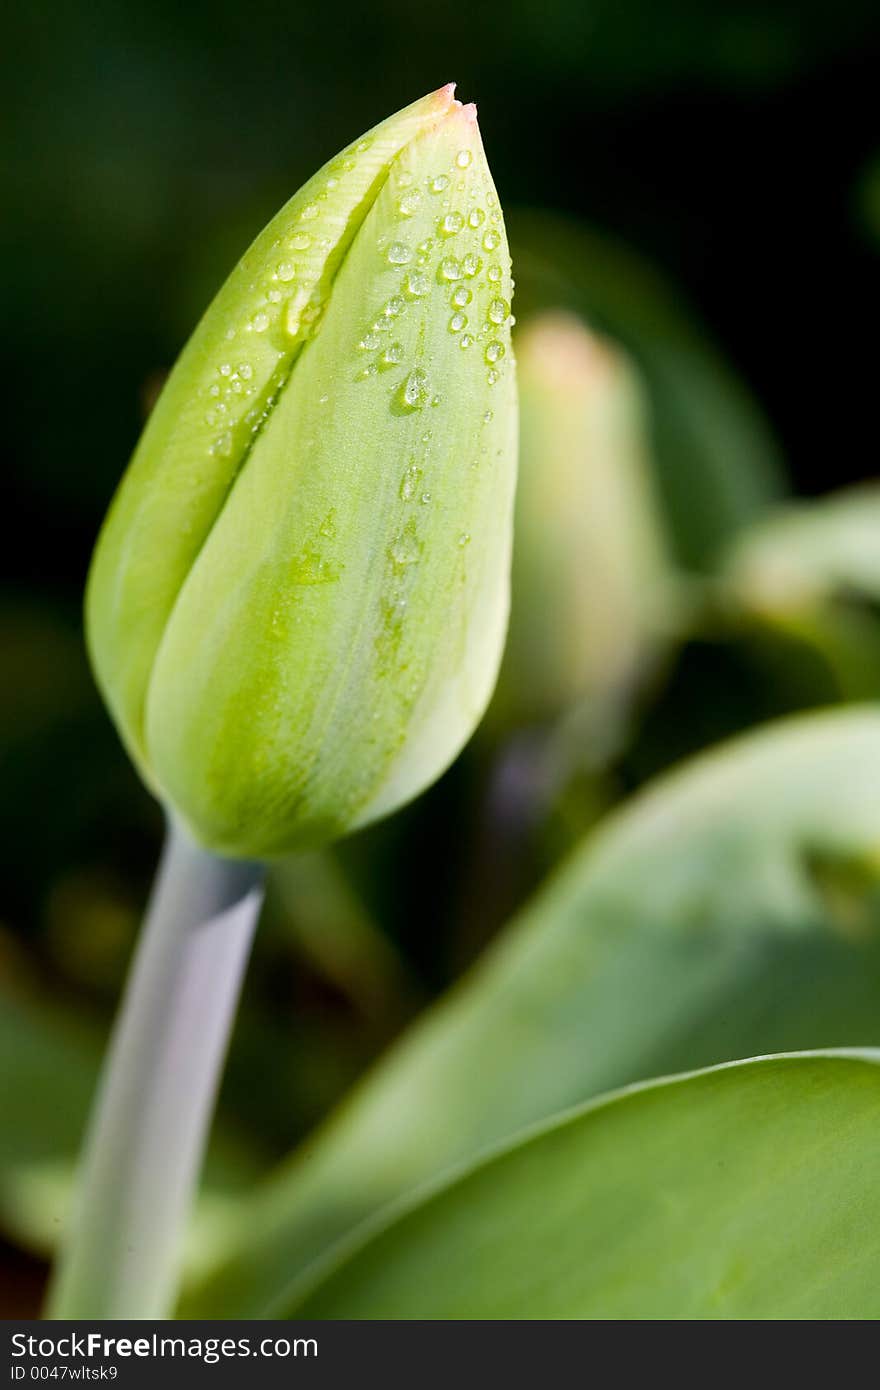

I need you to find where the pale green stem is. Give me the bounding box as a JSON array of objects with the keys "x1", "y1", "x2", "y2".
[{"x1": 46, "y1": 818, "x2": 264, "y2": 1319}]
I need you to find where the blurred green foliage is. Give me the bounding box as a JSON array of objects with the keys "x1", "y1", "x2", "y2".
[{"x1": 2, "y1": 0, "x2": 879, "y2": 1316}]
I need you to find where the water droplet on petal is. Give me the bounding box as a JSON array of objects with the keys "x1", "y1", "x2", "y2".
[
  {"x1": 468, "y1": 208, "x2": 485, "y2": 228},
  {"x1": 400, "y1": 464, "x2": 423, "y2": 500},
  {"x1": 389, "y1": 517, "x2": 423, "y2": 567},
  {"x1": 440, "y1": 211, "x2": 464, "y2": 236},
  {"x1": 398, "y1": 190, "x2": 422, "y2": 217},
  {"x1": 485, "y1": 341, "x2": 505, "y2": 364},
  {"x1": 402, "y1": 368, "x2": 430, "y2": 409},
  {"x1": 430, "y1": 174, "x2": 450, "y2": 193},
  {"x1": 455, "y1": 149, "x2": 473, "y2": 169},
  {"x1": 289, "y1": 232, "x2": 312, "y2": 251},
  {"x1": 276, "y1": 261, "x2": 296, "y2": 282},
  {"x1": 488, "y1": 297, "x2": 510, "y2": 325},
  {"x1": 462, "y1": 253, "x2": 481, "y2": 278},
  {"x1": 459, "y1": 333, "x2": 474, "y2": 350},
  {"x1": 387, "y1": 241, "x2": 411, "y2": 265},
  {"x1": 404, "y1": 270, "x2": 430, "y2": 298},
  {"x1": 251, "y1": 311, "x2": 270, "y2": 333},
  {"x1": 440, "y1": 257, "x2": 462, "y2": 281},
  {"x1": 487, "y1": 264, "x2": 502, "y2": 283},
  {"x1": 449, "y1": 312, "x2": 467, "y2": 333},
  {"x1": 483, "y1": 229, "x2": 500, "y2": 251}
]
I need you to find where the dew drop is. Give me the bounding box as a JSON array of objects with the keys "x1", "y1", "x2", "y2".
[
  {"x1": 485, "y1": 341, "x2": 505, "y2": 364},
  {"x1": 455, "y1": 149, "x2": 473, "y2": 169},
  {"x1": 276, "y1": 261, "x2": 296, "y2": 282},
  {"x1": 483, "y1": 229, "x2": 500, "y2": 251},
  {"x1": 483, "y1": 409, "x2": 494, "y2": 423},
  {"x1": 462, "y1": 253, "x2": 482, "y2": 278},
  {"x1": 300, "y1": 203, "x2": 320, "y2": 221},
  {"x1": 488, "y1": 368, "x2": 500, "y2": 385},
  {"x1": 404, "y1": 270, "x2": 430, "y2": 298},
  {"x1": 382, "y1": 342, "x2": 404, "y2": 366},
  {"x1": 420, "y1": 491, "x2": 432, "y2": 504},
  {"x1": 449, "y1": 312, "x2": 467, "y2": 333},
  {"x1": 402, "y1": 368, "x2": 430, "y2": 409},
  {"x1": 389, "y1": 517, "x2": 422, "y2": 567},
  {"x1": 387, "y1": 241, "x2": 411, "y2": 265},
  {"x1": 251, "y1": 311, "x2": 270, "y2": 333},
  {"x1": 359, "y1": 331, "x2": 381, "y2": 351},
  {"x1": 458, "y1": 532, "x2": 471, "y2": 546},
  {"x1": 487, "y1": 264, "x2": 502, "y2": 283},
  {"x1": 289, "y1": 232, "x2": 312, "y2": 251},
  {"x1": 440, "y1": 211, "x2": 464, "y2": 236},
  {"x1": 451, "y1": 285, "x2": 472, "y2": 307},
  {"x1": 459, "y1": 333, "x2": 474, "y2": 349},
  {"x1": 398, "y1": 190, "x2": 422, "y2": 217},
  {"x1": 430, "y1": 174, "x2": 450, "y2": 193},
  {"x1": 468, "y1": 208, "x2": 485, "y2": 228},
  {"x1": 400, "y1": 464, "x2": 423, "y2": 501},
  {"x1": 440, "y1": 257, "x2": 462, "y2": 281},
  {"x1": 383, "y1": 296, "x2": 405, "y2": 318},
  {"x1": 219, "y1": 362, "x2": 232, "y2": 376},
  {"x1": 208, "y1": 383, "x2": 221, "y2": 398},
  {"x1": 488, "y1": 297, "x2": 510, "y2": 325},
  {"x1": 239, "y1": 363, "x2": 253, "y2": 380}
]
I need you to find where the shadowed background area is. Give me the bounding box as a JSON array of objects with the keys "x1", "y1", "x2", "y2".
[{"x1": 1, "y1": 0, "x2": 879, "y2": 1315}]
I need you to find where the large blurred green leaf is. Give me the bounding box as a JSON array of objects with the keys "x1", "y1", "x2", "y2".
[
  {"x1": 288, "y1": 1052, "x2": 880, "y2": 1319},
  {"x1": 186, "y1": 708, "x2": 880, "y2": 1314},
  {"x1": 510, "y1": 212, "x2": 785, "y2": 569}
]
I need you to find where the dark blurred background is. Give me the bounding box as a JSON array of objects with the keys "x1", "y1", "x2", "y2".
[{"x1": 2, "y1": 0, "x2": 879, "y2": 1313}]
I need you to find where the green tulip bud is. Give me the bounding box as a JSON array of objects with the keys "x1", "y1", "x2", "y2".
[
  {"x1": 495, "y1": 311, "x2": 668, "y2": 725},
  {"x1": 86, "y1": 87, "x2": 517, "y2": 857}
]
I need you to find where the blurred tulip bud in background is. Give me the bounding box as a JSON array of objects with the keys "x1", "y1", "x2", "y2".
[
  {"x1": 494, "y1": 311, "x2": 669, "y2": 729},
  {"x1": 86, "y1": 87, "x2": 517, "y2": 858}
]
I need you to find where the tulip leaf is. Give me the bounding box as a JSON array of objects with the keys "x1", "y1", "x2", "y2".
[
  {"x1": 722, "y1": 484, "x2": 880, "y2": 700},
  {"x1": 286, "y1": 1052, "x2": 880, "y2": 1319},
  {"x1": 727, "y1": 483, "x2": 880, "y2": 607},
  {"x1": 185, "y1": 707, "x2": 880, "y2": 1314},
  {"x1": 510, "y1": 210, "x2": 785, "y2": 570}
]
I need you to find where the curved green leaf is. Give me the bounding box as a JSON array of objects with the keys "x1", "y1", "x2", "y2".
[
  {"x1": 723, "y1": 484, "x2": 880, "y2": 699},
  {"x1": 288, "y1": 1052, "x2": 880, "y2": 1319},
  {"x1": 185, "y1": 708, "x2": 880, "y2": 1314}
]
